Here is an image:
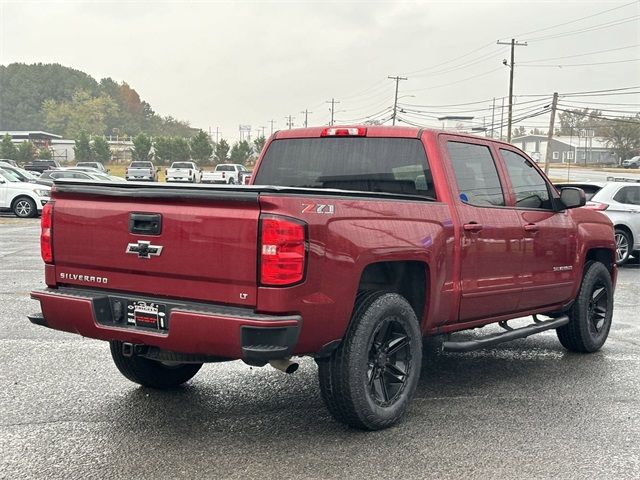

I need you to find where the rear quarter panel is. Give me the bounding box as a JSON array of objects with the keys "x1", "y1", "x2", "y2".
[{"x1": 256, "y1": 194, "x2": 456, "y2": 355}]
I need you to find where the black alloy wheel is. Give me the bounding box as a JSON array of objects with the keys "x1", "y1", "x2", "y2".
[{"x1": 367, "y1": 318, "x2": 412, "y2": 406}]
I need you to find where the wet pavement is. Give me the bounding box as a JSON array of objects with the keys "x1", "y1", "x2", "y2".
[{"x1": 1, "y1": 217, "x2": 639, "y2": 479}]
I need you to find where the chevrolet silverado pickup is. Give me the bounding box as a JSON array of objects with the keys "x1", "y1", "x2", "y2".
[{"x1": 29, "y1": 126, "x2": 616, "y2": 430}]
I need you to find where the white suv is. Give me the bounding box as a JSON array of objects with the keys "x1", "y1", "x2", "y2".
[
  {"x1": 0, "y1": 168, "x2": 51, "y2": 218},
  {"x1": 586, "y1": 181, "x2": 640, "y2": 265}
]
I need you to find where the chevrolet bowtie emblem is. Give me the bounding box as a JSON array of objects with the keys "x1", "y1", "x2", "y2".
[{"x1": 125, "y1": 240, "x2": 163, "y2": 259}]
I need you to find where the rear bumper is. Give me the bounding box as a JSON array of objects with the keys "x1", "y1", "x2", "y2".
[{"x1": 29, "y1": 288, "x2": 301, "y2": 363}]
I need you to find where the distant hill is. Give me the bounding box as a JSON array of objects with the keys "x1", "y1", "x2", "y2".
[{"x1": 0, "y1": 63, "x2": 196, "y2": 138}]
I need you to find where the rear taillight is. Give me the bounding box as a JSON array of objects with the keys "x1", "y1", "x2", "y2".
[
  {"x1": 40, "y1": 202, "x2": 54, "y2": 263},
  {"x1": 260, "y1": 216, "x2": 307, "y2": 286},
  {"x1": 321, "y1": 127, "x2": 366, "y2": 137},
  {"x1": 222, "y1": 172, "x2": 226, "y2": 178},
  {"x1": 585, "y1": 201, "x2": 608, "y2": 211}
]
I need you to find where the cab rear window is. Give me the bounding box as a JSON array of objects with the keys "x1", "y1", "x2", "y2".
[{"x1": 253, "y1": 137, "x2": 435, "y2": 197}]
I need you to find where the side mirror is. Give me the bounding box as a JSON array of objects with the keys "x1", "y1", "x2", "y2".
[{"x1": 559, "y1": 187, "x2": 586, "y2": 209}]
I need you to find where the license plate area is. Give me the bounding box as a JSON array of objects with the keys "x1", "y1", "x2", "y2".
[{"x1": 126, "y1": 300, "x2": 168, "y2": 331}]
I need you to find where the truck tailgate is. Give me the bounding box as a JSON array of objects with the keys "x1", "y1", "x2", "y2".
[{"x1": 50, "y1": 182, "x2": 260, "y2": 306}]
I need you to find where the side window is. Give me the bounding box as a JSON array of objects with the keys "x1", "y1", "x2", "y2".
[
  {"x1": 613, "y1": 186, "x2": 640, "y2": 205},
  {"x1": 500, "y1": 149, "x2": 553, "y2": 209},
  {"x1": 447, "y1": 141, "x2": 505, "y2": 206}
]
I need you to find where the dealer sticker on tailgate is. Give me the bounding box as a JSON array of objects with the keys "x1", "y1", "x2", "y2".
[{"x1": 126, "y1": 300, "x2": 167, "y2": 330}]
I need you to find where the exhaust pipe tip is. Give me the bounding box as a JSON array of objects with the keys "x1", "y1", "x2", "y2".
[{"x1": 269, "y1": 358, "x2": 299, "y2": 374}]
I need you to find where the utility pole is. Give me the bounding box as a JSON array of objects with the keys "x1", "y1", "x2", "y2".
[
  {"x1": 300, "y1": 109, "x2": 312, "y2": 128},
  {"x1": 543, "y1": 92, "x2": 559, "y2": 175},
  {"x1": 500, "y1": 97, "x2": 505, "y2": 140},
  {"x1": 326, "y1": 98, "x2": 340, "y2": 126},
  {"x1": 388, "y1": 75, "x2": 408, "y2": 126},
  {"x1": 490, "y1": 98, "x2": 496, "y2": 139},
  {"x1": 269, "y1": 120, "x2": 276, "y2": 136},
  {"x1": 285, "y1": 115, "x2": 295, "y2": 129},
  {"x1": 497, "y1": 38, "x2": 527, "y2": 142}
]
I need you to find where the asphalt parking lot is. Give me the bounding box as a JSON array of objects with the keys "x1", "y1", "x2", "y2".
[{"x1": 1, "y1": 216, "x2": 639, "y2": 479}]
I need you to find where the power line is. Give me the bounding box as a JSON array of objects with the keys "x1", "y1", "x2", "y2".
[
  {"x1": 497, "y1": 38, "x2": 528, "y2": 142},
  {"x1": 326, "y1": 98, "x2": 340, "y2": 126},
  {"x1": 521, "y1": 58, "x2": 640, "y2": 68},
  {"x1": 523, "y1": 15, "x2": 640, "y2": 42},
  {"x1": 520, "y1": 43, "x2": 640, "y2": 64},
  {"x1": 512, "y1": 0, "x2": 638, "y2": 39},
  {"x1": 388, "y1": 76, "x2": 408, "y2": 126}
]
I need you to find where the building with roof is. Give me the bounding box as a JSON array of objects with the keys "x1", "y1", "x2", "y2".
[
  {"x1": 513, "y1": 134, "x2": 617, "y2": 165},
  {"x1": 0, "y1": 130, "x2": 62, "y2": 149}
]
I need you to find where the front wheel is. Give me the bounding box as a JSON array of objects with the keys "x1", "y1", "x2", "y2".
[
  {"x1": 13, "y1": 196, "x2": 37, "y2": 218},
  {"x1": 317, "y1": 292, "x2": 422, "y2": 430},
  {"x1": 556, "y1": 262, "x2": 614, "y2": 353},
  {"x1": 228, "y1": 178, "x2": 235, "y2": 185},
  {"x1": 109, "y1": 341, "x2": 202, "y2": 389},
  {"x1": 614, "y1": 229, "x2": 632, "y2": 266}
]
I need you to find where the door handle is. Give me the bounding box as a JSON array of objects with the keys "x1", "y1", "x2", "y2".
[
  {"x1": 463, "y1": 222, "x2": 483, "y2": 232},
  {"x1": 523, "y1": 223, "x2": 539, "y2": 233}
]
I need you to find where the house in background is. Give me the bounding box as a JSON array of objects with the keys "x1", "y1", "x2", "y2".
[
  {"x1": 0, "y1": 130, "x2": 62, "y2": 150},
  {"x1": 513, "y1": 134, "x2": 617, "y2": 165}
]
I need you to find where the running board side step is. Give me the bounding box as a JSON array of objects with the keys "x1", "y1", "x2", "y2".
[{"x1": 441, "y1": 315, "x2": 569, "y2": 353}]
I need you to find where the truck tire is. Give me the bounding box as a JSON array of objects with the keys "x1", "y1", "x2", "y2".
[
  {"x1": 12, "y1": 196, "x2": 37, "y2": 218},
  {"x1": 614, "y1": 228, "x2": 631, "y2": 266},
  {"x1": 109, "y1": 341, "x2": 202, "y2": 389},
  {"x1": 317, "y1": 292, "x2": 422, "y2": 430},
  {"x1": 228, "y1": 177, "x2": 235, "y2": 185},
  {"x1": 556, "y1": 261, "x2": 613, "y2": 353}
]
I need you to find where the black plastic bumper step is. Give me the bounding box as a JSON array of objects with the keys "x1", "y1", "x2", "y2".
[{"x1": 442, "y1": 315, "x2": 569, "y2": 352}]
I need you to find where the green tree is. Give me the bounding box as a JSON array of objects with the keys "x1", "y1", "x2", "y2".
[
  {"x1": 173, "y1": 137, "x2": 191, "y2": 161},
  {"x1": 0, "y1": 134, "x2": 18, "y2": 160},
  {"x1": 190, "y1": 130, "x2": 213, "y2": 165},
  {"x1": 74, "y1": 132, "x2": 93, "y2": 161},
  {"x1": 229, "y1": 140, "x2": 253, "y2": 165},
  {"x1": 38, "y1": 148, "x2": 53, "y2": 159},
  {"x1": 132, "y1": 133, "x2": 153, "y2": 162},
  {"x1": 557, "y1": 108, "x2": 608, "y2": 137},
  {"x1": 153, "y1": 136, "x2": 173, "y2": 165},
  {"x1": 214, "y1": 138, "x2": 230, "y2": 163},
  {"x1": 43, "y1": 90, "x2": 118, "y2": 138},
  {"x1": 253, "y1": 136, "x2": 266, "y2": 156},
  {"x1": 602, "y1": 116, "x2": 640, "y2": 163},
  {"x1": 92, "y1": 136, "x2": 111, "y2": 164},
  {"x1": 16, "y1": 141, "x2": 36, "y2": 163}
]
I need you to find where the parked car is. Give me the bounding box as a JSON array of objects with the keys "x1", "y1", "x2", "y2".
[
  {"x1": 0, "y1": 167, "x2": 51, "y2": 217},
  {"x1": 202, "y1": 163, "x2": 248, "y2": 184},
  {"x1": 125, "y1": 161, "x2": 157, "y2": 181},
  {"x1": 622, "y1": 156, "x2": 640, "y2": 169},
  {"x1": 29, "y1": 125, "x2": 616, "y2": 430},
  {"x1": 0, "y1": 162, "x2": 39, "y2": 183},
  {"x1": 67, "y1": 166, "x2": 126, "y2": 182},
  {"x1": 37, "y1": 168, "x2": 122, "y2": 187},
  {"x1": 23, "y1": 159, "x2": 61, "y2": 174},
  {"x1": 553, "y1": 182, "x2": 604, "y2": 201},
  {"x1": 76, "y1": 161, "x2": 110, "y2": 173},
  {"x1": 166, "y1": 161, "x2": 202, "y2": 183},
  {"x1": 0, "y1": 158, "x2": 19, "y2": 167},
  {"x1": 585, "y1": 182, "x2": 640, "y2": 265}
]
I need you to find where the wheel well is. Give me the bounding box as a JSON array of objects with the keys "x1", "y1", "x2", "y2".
[
  {"x1": 357, "y1": 261, "x2": 428, "y2": 322},
  {"x1": 585, "y1": 248, "x2": 614, "y2": 272},
  {"x1": 614, "y1": 224, "x2": 633, "y2": 245},
  {"x1": 11, "y1": 195, "x2": 35, "y2": 209}
]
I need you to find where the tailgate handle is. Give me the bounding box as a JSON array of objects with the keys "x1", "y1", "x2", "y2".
[{"x1": 129, "y1": 213, "x2": 162, "y2": 235}]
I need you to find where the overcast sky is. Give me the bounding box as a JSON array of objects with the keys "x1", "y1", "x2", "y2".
[{"x1": 1, "y1": 0, "x2": 639, "y2": 142}]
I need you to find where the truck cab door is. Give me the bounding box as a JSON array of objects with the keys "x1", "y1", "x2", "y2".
[
  {"x1": 442, "y1": 137, "x2": 524, "y2": 322},
  {"x1": 497, "y1": 147, "x2": 577, "y2": 310}
]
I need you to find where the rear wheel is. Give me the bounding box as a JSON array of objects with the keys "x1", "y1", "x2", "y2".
[
  {"x1": 109, "y1": 341, "x2": 202, "y2": 388},
  {"x1": 317, "y1": 292, "x2": 422, "y2": 430},
  {"x1": 614, "y1": 228, "x2": 631, "y2": 266},
  {"x1": 12, "y1": 196, "x2": 37, "y2": 218},
  {"x1": 556, "y1": 262, "x2": 613, "y2": 353}
]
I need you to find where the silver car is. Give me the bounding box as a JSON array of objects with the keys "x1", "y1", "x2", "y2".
[{"x1": 587, "y1": 182, "x2": 640, "y2": 265}]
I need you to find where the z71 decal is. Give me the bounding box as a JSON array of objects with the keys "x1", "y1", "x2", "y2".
[{"x1": 301, "y1": 203, "x2": 335, "y2": 214}]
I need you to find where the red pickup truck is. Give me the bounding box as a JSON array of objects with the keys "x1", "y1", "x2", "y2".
[{"x1": 30, "y1": 126, "x2": 616, "y2": 430}]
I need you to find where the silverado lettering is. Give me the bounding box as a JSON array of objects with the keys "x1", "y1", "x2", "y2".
[{"x1": 30, "y1": 125, "x2": 616, "y2": 431}]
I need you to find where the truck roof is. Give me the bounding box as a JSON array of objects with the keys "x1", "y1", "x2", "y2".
[{"x1": 273, "y1": 125, "x2": 515, "y2": 148}]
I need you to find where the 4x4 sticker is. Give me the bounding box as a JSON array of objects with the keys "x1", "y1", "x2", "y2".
[{"x1": 301, "y1": 203, "x2": 335, "y2": 214}]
